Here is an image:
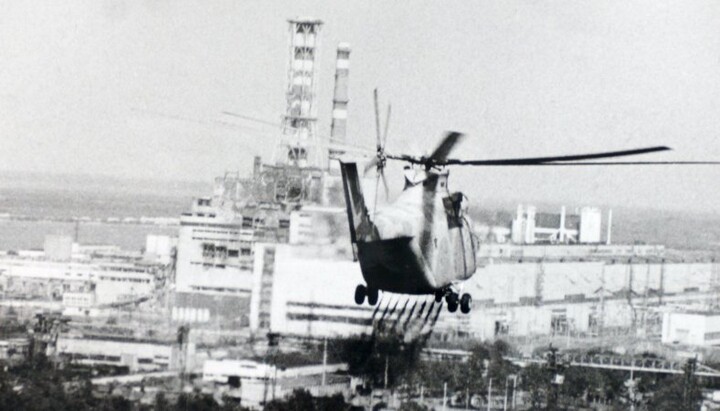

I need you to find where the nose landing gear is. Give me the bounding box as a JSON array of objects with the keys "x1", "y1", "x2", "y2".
[
  {"x1": 440, "y1": 288, "x2": 473, "y2": 315},
  {"x1": 446, "y1": 292, "x2": 459, "y2": 313},
  {"x1": 460, "y1": 293, "x2": 472, "y2": 314}
]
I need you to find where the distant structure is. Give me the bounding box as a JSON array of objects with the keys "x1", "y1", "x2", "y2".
[
  {"x1": 44, "y1": 235, "x2": 73, "y2": 261},
  {"x1": 328, "y1": 43, "x2": 351, "y2": 162},
  {"x1": 171, "y1": 18, "x2": 360, "y2": 327},
  {"x1": 276, "y1": 18, "x2": 324, "y2": 169},
  {"x1": 511, "y1": 204, "x2": 609, "y2": 245}
]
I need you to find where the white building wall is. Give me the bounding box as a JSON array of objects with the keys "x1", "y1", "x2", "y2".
[
  {"x1": 56, "y1": 337, "x2": 175, "y2": 371},
  {"x1": 246, "y1": 242, "x2": 719, "y2": 340},
  {"x1": 0, "y1": 258, "x2": 154, "y2": 305},
  {"x1": 579, "y1": 207, "x2": 602, "y2": 244},
  {"x1": 175, "y1": 216, "x2": 254, "y2": 294},
  {"x1": 662, "y1": 312, "x2": 707, "y2": 345}
]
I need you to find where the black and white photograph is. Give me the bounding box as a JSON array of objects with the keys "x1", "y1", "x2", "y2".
[{"x1": 2, "y1": 1, "x2": 720, "y2": 410}]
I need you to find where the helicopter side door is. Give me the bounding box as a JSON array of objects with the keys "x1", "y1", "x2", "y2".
[
  {"x1": 460, "y1": 216, "x2": 477, "y2": 278},
  {"x1": 443, "y1": 192, "x2": 477, "y2": 279},
  {"x1": 442, "y1": 193, "x2": 468, "y2": 279}
]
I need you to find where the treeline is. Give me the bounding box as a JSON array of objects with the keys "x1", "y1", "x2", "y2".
[{"x1": 333, "y1": 334, "x2": 705, "y2": 410}]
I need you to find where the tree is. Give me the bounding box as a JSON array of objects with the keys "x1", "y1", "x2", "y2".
[
  {"x1": 648, "y1": 361, "x2": 702, "y2": 411},
  {"x1": 398, "y1": 401, "x2": 429, "y2": 411},
  {"x1": 520, "y1": 363, "x2": 549, "y2": 410},
  {"x1": 315, "y1": 393, "x2": 350, "y2": 411},
  {"x1": 265, "y1": 389, "x2": 315, "y2": 411},
  {"x1": 175, "y1": 392, "x2": 221, "y2": 411},
  {"x1": 264, "y1": 390, "x2": 350, "y2": 411},
  {"x1": 98, "y1": 395, "x2": 133, "y2": 411},
  {"x1": 340, "y1": 334, "x2": 423, "y2": 389},
  {"x1": 155, "y1": 391, "x2": 171, "y2": 411}
]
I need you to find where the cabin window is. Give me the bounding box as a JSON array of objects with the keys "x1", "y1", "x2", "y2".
[{"x1": 443, "y1": 192, "x2": 464, "y2": 228}]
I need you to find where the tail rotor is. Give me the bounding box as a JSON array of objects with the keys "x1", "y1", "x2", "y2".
[{"x1": 365, "y1": 89, "x2": 391, "y2": 216}]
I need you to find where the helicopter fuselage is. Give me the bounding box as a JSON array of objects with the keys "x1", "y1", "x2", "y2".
[{"x1": 340, "y1": 162, "x2": 478, "y2": 296}]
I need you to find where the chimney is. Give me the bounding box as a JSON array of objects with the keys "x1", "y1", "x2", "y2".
[
  {"x1": 253, "y1": 156, "x2": 262, "y2": 178},
  {"x1": 330, "y1": 43, "x2": 351, "y2": 145}
]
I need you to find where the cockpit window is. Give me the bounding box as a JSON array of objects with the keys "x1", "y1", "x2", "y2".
[{"x1": 443, "y1": 192, "x2": 464, "y2": 228}]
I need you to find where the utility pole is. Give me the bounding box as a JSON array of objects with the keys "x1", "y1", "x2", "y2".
[
  {"x1": 442, "y1": 382, "x2": 448, "y2": 411},
  {"x1": 659, "y1": 258, "x2": 666, "y2": 304},
  {"x1": 625, "y1": 365, "x2": 637, "y2": 411},
  {"x1": 547, "y1": 344, "x2": 563, "y2": 410},
  {"x1": 321, "y1": 337, "x2": 327, "y2": 386},
  {"x1": 487, "y1": 378, "x2": 492, "y2": 411},
  {"x1": 598, "y1": 263, "x2": 606, "y2": 350},
  {"x1": 503, "y1": 377, "x2": 509, "y2": 411},
  {"x1": 565, "y1": 318, "x2": 571, "y2": 349},
  {"x1": 683, "y1": 357, "x2": 698, "y2": 411},
  {"x1": 384, "y1": 355, "x2": 389, "y2": 390}
]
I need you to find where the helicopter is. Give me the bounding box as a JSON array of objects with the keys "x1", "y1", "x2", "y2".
[{"x1": 339, "y1": 91, "x2": 720, "y2": 315}]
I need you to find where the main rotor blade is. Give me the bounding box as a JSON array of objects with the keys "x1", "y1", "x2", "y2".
[
  {"x1": 457, "y1": 161, "x2": 720, "y2": 166},
  {"x1": 363, "y1": 156, "x2": 379, "y2": 175},
  {"x1": 374, "y1": 88, "x2": 382, "y2": 151},
  {"x1": 443, "y1": 146, "x2": 671, "y2": 166},
  {"x1": 429, "y1": 131, "x2": 465, "y2": 163},
  {"x1": 383, "y1": 104, "x2": 391, "y2": 149},
  {"x1": 380, "y1": 170, "x2": 389, "y2": 199}
]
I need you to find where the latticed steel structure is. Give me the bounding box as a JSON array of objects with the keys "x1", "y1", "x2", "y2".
[{"x1": 276, "y1": 18, "x2": 324, "y2": 169}]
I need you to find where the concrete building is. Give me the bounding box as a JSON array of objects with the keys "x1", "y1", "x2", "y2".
[
  {"x1": 0, "y1": 257, "x2": 155, "y2": 307},
  {"x1": 44, "y1": 235, "x2": 73, "y2": 261},
  {"x1": 145, "y1": 234, "x2": 177, "y2": 265},
  {"x1": 511, "y1": 204, "x2": 609, "y2": 245},
  {"x1": 662, "y1": 311, "x2": 720, "y2": 346},
  {"x1": 0, "y1": 338, "x2": 30, "y2": 361},
  {"x1": 172, "y1": 187, "x2": 280, "y2": 326},
  {"x1": 202, "y1": 359, "x2": 349, "y2": 409},
  {"x1": 56, "y1": 336, "x2": 189, "y2": 372},
  {"x1": 244, "y1": 240, "x2": 716, "y2": 341}
]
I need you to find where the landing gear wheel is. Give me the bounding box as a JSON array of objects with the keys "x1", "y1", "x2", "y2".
[
  {"x1": 446, "y1": 292, "x2": 459, "y2": 313},
  {"x1": 354, "y1": 285, "x2": 366, "y2": 305},
  {"x1": 367, "y1": 287, "x2": 379, "y2": 306},
  {"x1": 460, "y1": 293, "x2": 472, "y2": 314},
  {"x1": 434, "y1": 290, "x2": 444, "y2": 303}
]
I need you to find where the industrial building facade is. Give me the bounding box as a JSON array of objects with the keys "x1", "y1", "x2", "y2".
[{"x1": 243, "y1": 241, "x2": 720, "y2": 342}]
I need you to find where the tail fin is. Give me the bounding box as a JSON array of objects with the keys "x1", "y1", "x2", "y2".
[{"x1": 339, "y1": 161, "x2": 378, "y2": 243}]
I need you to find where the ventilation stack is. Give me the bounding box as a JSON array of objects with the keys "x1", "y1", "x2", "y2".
[
  {"x1": 329, "y1": 43, "x2": 351, "y2": 162},
  {"x1": 275, "y1": 18, "x2": 324, "y2": 169}
]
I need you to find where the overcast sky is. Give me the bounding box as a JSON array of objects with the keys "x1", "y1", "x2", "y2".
[{"x1": 2, "y1": 1, "x2": 720, "y2": 212}]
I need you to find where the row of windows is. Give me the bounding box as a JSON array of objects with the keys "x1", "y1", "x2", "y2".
[
  {"x1": 201, "y1": 243, "x2": 252, "y2": 259},
  {"x1": 64, "y1": 296, "x2": 92, "y2": 304},
  {"x1": 188, "y1": 285, "x2": 251, "y2": 294},
  {"x1": 286, "y1": 313, "x2": 372, "y2": 326},
  {"x1": 192, "y1": 228, "x2": 240, "y2": 235},
  {"x1": 189, "y1": 261, "x2": 252, "y2": 270},
  {"x1": 65, "y1": 353, "x2": 122, "y2": 363},
  {"x1": 705, "y1": 331, "x2": 720, "y2": 340},
  {"x1": 98, "y1": 276, "x2": 151, "y2": 284}
]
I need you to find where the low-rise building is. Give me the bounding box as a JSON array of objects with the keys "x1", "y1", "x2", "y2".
[
  {"x1": 662, "y1": 310, "x2": 720, "y2": 346},
  {"x1": 202, "y1": 359, "x2": 349, "y2": 409},
  {"x1": 56, "y1": 336, "x2": 191, "y2": 372},
  {"x1": 0, "y1": 257, "x2": 156, "y2": 307}
]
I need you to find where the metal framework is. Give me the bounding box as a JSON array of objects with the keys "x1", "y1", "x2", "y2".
[
  {"x1": 506, "y1": 354, "x2": 720, "y2": 377},
  {"x1": 275, "y1": 18, "x2": 324, "y2": 169}
]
